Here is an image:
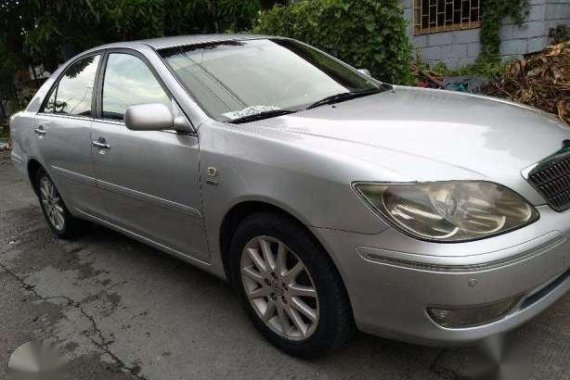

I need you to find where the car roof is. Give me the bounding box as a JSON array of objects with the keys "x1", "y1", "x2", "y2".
[{"x1": 93, "y1": 34, "x2": 273, "y2": 52}]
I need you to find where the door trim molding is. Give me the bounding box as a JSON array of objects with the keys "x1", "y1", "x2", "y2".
[
  {"x1": 75, "y1": 208, "x2": 211, "y2": 267},
  {"x1": 51, "y1": 165, "x2": 96, "y2": 186},
  {"x1": 97, "y1": 178, "x2": 202, "y2": 218}
]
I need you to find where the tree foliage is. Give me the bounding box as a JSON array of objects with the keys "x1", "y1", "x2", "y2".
[
  {"x1": 254, "y1": 0, "x2": 413, "y2": 84},
  {"x1": 0, "y1": 0, "x2": 265, "y2": 73}
]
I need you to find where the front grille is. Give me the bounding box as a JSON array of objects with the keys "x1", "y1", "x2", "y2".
[{"x1": 527, "y1": 150, "x2": 570, "y2": 211}]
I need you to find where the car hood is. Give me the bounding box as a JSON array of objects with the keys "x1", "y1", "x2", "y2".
[{"x1": 255, "y1": 86, "x2": 570, "y2": 205}]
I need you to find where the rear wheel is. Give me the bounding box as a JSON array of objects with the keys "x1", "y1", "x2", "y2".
[
  {"x1": 230, "y1": 212, "x2": 355, "y2": 357},
  {"x1": 35, "y1": 168, "x2": 86, "y2": 239}
]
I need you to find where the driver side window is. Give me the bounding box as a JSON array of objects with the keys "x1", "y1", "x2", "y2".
[{"x1": 102, "y1": 53, "x2": 171, "y2": 120}]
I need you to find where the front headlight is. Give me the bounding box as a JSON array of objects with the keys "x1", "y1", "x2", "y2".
[{"x1": 354, "y1": 181, "x2": 538, "y2": 242}]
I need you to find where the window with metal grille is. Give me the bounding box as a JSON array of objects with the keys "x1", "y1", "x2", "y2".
[{"x1": 413, "y1": 0, "x2": 481, "y2": 35}]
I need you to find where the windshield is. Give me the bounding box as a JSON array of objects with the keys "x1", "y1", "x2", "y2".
[{"x1": 159, "y1": 38, "x2": 381, "y2": 122}]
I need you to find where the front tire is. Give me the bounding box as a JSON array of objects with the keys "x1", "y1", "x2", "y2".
[
  {"x1": 35, "y1": 168, "x2": 86, "y2": 239},
  {"x1": 229, "y1": 211, "x2": 355, "y2": 357}
]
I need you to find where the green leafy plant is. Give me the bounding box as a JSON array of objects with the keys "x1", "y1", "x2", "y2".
[
  {"x1": 254, "y1": 0, "x2": 414, "y2": 84},
  {"x1": 0, "y1": 0, "x2": 264, "y2": 73},
  {"x1": 479, "y1": 0, "x2": 529, "y2": 62},
  {"x1": 422, "y1": 59, "x2": 512, "y2": 78},
  {"x1": 165, "y1": 0, "x2": 263, "y2": 34},
  {"x1": 0, "y1": 0, "x2": 271, "y2": 107}
]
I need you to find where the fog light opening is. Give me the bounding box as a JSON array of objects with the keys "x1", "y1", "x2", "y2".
[{"x1": 427, "y1": 295, "x2": 523, "y2": 329}]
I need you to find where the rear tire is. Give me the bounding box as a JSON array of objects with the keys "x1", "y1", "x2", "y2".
[
  {"x1": 229, "y1": 211, "x2": 355, "y2": 358},
  {"x1": 35, "y1": 168, "x2": 87, "y2": 239}
]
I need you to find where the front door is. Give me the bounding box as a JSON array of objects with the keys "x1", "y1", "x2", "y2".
[{"x1": 91, "y1": 51, "x2": 208, "y2": 260}]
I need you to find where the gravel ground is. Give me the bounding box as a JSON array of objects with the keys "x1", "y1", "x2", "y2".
[{"x1": 1, "y1": 150, "x2": 569, "y2": 380}]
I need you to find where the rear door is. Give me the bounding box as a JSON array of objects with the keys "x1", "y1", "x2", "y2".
[
  {"x1": 33, "y1": 54, "x2": 104, "y2": 215},
  {"x1": 90, "y1": 50, "x2": 208, "y2": 260}
]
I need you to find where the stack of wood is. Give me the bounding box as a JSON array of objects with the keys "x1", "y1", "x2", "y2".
[{"x1": 484, "y1": 41, "x2": 570, "y2": 124}]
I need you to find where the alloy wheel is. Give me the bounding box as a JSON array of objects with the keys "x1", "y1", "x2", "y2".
[
  {"x1": 39, "y1": 176, "x2": 65, "y2": 231},
  {"x1": 240, "y1": 236, "x2": 319, "y2": 341}
]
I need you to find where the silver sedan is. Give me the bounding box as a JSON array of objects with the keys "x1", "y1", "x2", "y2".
[{"x1": 10, "y1": 34, "x2": 570, "y2": 357}]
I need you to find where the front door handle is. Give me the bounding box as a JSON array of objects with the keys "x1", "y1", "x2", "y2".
[
  {"x1": 34, "y1": 125, "x2": 46, "y2": 135},
  {"x1": 92, "y1": 138, "x2": 111, "y2": 150}
]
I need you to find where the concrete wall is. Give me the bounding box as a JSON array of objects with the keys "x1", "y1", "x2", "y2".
[
  {"x1": 499, "y1": 0, "x2": 549, "y2": 58},
  {"x1": 545, "y1": 0, "x2": 570, "y2": 38},
  {"x1": 402, "y1": 0, "x2": 570, "y2": 69}
]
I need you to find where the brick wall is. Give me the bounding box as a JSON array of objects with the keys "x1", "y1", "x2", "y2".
[{"x1": 402, "y1": 0, "x2": 570, "y2": 69}]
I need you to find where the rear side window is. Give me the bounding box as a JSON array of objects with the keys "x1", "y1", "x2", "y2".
[
  {"x1": 41, "y1": 55, "x2": 100, "y2": 117},
  {"x1": 102, "y1": 53, "x2": 170, "y2": 120}
]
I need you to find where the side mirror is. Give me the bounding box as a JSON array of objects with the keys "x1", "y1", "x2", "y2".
[
  {"x1": 124, "y1": 103, "x2": 174, "y2": 131},
  {"x1": 357, "y1": 68, "x2": 372, "y2": 77},
  {"x1": 171, "y1": 102, "x2": 195, "y2": 133}
]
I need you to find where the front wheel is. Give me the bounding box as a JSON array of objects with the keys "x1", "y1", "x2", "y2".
[{"x1": 230, "y1": 212, "x2": 355, "y2": 357}]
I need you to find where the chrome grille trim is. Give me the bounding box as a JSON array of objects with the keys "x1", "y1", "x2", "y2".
[{"x1": 527, "y1": 149, "x2": 570, "y2": 212}]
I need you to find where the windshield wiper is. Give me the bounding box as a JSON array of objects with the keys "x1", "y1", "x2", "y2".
[
  {"x1": 228, "y1": 109, "x2": 297, "y2": 124},
  {"x1": 307, "y1": 87, "x2": 386, "y2": 110}
]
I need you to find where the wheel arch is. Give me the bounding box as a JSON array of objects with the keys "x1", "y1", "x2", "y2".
[
  {"x1": 218, "y1": 199, "x2": 357, "y2": 343},
  {"x1": 218, "y1": 200, "x2": 345, "y2": 287},
  {"x1": 26, "y1": 158, "x2": 43, "y2": 194}
]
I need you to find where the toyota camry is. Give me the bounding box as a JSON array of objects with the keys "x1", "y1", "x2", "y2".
[{"x1": 10, "y1": 35, "x2": 570, "y2": 357}]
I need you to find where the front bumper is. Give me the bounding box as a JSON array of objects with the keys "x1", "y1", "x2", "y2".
[{"x1": 312, "y1": 205, "x2": 570, "y2": 346}]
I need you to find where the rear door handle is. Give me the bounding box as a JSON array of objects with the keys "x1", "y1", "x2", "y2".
[
  {"x1": 92, "y1": 138, "x2": 111, "y2": 150},
  {"x1": 34, "y1": 125, "x2": 46, "y2": 135}
]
